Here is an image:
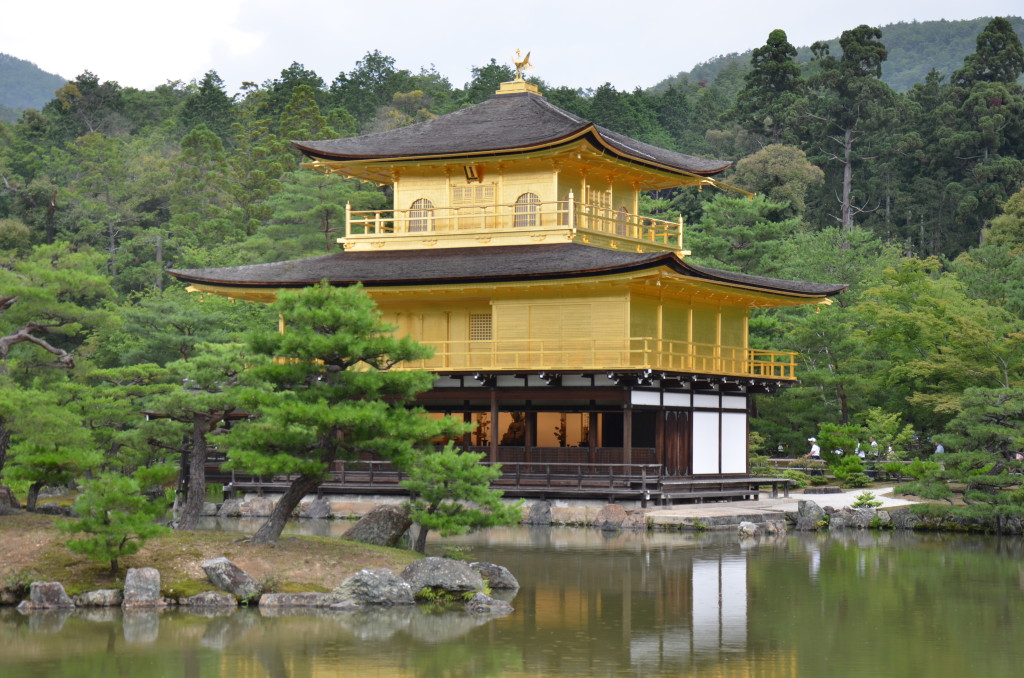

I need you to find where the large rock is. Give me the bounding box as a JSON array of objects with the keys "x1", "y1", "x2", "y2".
[
  {"x1": 201, "y1": 557, "x2": 261, "y2": 603},
  {"x1": 829, "y1": 507, "x2": 876, "y2": 530},
  {"x1": 738, "y1": 521, "x2": 761, "y2": 538},
  {"x1": 300, "y1": 497, "x2": 333, "y2": 519},
  {"x1": 334, "y1": 568, "x2": 415, "y2": 605},
  {"x1": 793, "y1": 500, "x2": 827, "y2": 531},
  {"x1": 888, "y1": 507, "x2": 921, "y2": 530},
  {"x1": 595, "y1": 504, "x2": 627, "y2": 531},
  {"x1": 123, "y1": 568, "x2": 167, "y2": 608},
  {"x1": 73, "y1": 589, "x2": 123, "y2": 607},
  {"x1": 343, "y1": 505, "x2": 412, "y2": 547},
  {"x1": 469, "y1": 562, "x2": 519, "y2": 590},
  {"x1": 523, "y1": 500, "x2": 552, "y2": 525},
  {"x1": 465, "y1": 592, "x2": 514, "y2": 616},
  {"x1": 217, "y1": 498, "x2": 243, "y2": 518},
  {"x1": 241, "y1": 496, "x2": 276, "y2": 517},
  {"x1": 17, "y1": 581, "x2": 74, "y2": 610},
  {"x1": 400, "y1": 557, "x2": 485, "y2": 598}
]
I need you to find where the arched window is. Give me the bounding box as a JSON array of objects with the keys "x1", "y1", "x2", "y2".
[
  {"x1": 513, "y1": 192, "x2": 540, "y2": 228},
  {"x1": 616, "y1": 207, "x2": 629, "y2": 236},
  {"x1": 409, "y1": 198, "x2": 434, "y2": 232}
]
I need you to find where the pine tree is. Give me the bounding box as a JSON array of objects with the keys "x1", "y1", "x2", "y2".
[
  {"x1": 58, "y1": 470, "x2": 173, "y2": 574},
  {"x1": 223, "y1": 282, "x2": 468, "y2": 544},
  {"x1": 402, "y1": 444, "x2": 522, "y2": 554},
  {"x1": 733, "y1": 29, "x2": 805, "y2": 144}
]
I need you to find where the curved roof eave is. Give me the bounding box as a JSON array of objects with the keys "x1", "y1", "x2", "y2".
[
  {"x1": 166, "y1": 244, "x2": 847, "y2": 300},
  {"x1": 292, "y1": 92, "x2": 731, "y2": 177}
]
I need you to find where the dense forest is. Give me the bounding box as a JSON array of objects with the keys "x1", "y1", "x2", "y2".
[{"x1": 2, "y1": 16, "x2": 1024, "y2": 501}]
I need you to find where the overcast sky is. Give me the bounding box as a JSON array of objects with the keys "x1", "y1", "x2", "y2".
[{"x1": 4, "y1": 1, "x2": 1022, "y2": 95}]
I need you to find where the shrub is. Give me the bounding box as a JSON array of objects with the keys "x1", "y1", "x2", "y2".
[
  {"x1": 781, "y1": 469, "x2": 811, "y2": 488},
  {"x1": 58, "y1": 471, "x2": 171, "y2": 575},
  {"x1": 851, "y1": 491, "x2": 883, "y2": 508},
  {"x1": 831, "y1": 455, "x2": 870, "y2": 487}
]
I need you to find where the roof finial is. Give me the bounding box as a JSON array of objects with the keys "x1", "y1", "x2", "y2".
[{"x1": 513, "y1": 49, "x2": 532, "y2": 81}]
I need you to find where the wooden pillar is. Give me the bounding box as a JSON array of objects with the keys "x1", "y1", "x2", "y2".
[
  {"x1": 623, "y1": 407, "x2": 633, "y2": 467},
  {"x1": 525, "y1": 411, "x2": 536, "y2": 467},
  {"x1": 462, "y1": 411, "x2": 472, "y2": 450},
  {"x1": 659, "y1": 411, "x2": 667, "y2": 471},
  {"x1": 588, "y1": 411, "x2": 598, "y2": 468},
  {"x1": 489, "y1": 390, "x2": 499, "y2": 463}
]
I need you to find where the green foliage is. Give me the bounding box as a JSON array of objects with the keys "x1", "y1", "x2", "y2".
[
  {"x1": 939, "y1": 388, "x2": 1024, "y2": 459},
  {"x1": 815, "y1": 423, "x2": 861, "y2": 463},
  {"x1": 223, "y1": 282, "x2": 465, "y2": 543},
  {"x1": 58, "y1": 470, "x2": 172, "y2": 574},
  {"x1": 902, "y1": 458, "x2": 942, "y2": 480},
  {"x1": 2, "y1": 381, "x2": 102, "y2": 508},
  {"x1": 747, "y1": 453, "x2": 774, "y2": 476},
  {"x1": 830, "y1": 455, "x2": 871, "y2": 488},
  {"x1": 780, "y1": 469, "x2": 811, "y2": 488},
  {"x1": 732, "y1": 29, "x2": 805, "y2": 144},
  {"x1": 687, "y1": 194, "x2": 805, "y2": 276},
  {"x1": 402, "y1": 444, "x2": 522, "y2": 553},
  {"x1": 851, "y1": 491, "x2": 883, "y2": 508},
  {"x1": 860, "y1": 408, "x2": 916, "y2": 460}
]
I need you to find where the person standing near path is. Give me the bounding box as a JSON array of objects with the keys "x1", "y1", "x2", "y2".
[{"x1": 806, "y1": 437, "x2": 821, "y2": 459}]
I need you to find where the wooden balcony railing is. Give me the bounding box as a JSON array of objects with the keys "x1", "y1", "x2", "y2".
[
  {"x1": 344, "y1": 194, "x2": 684, "y2": 250},
  {"x1": 392, "y1": 337, "x2": 797, "y2": 380}
]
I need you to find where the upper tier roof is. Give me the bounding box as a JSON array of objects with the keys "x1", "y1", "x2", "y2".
[
  {"x1": 168, "y1": 243, "x2": 848, "y2": 299},
  {"x1": 292, "y1": 91, "x2": 731, "y2": 177}
]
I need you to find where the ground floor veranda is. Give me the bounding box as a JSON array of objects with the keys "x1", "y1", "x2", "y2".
[{"x1": 211, "y1": 370, "x2": 793, "y2": 505}]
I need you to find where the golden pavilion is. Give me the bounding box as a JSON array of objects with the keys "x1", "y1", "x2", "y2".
[{"x1": 169, "y1": 71, "x2": 846, "y2": 503}]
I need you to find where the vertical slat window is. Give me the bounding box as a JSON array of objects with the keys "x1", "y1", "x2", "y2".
[
  {"x1": 513, "y1": 192, "x2": 540, "y2": 228},
  {"x1": 409, "y1": 198, "x2": 433, "y2": 232}
]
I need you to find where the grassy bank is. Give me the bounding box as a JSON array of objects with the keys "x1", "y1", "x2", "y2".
[{"x1": 0, "y1": 513, "x2": 420, "y2": 600}]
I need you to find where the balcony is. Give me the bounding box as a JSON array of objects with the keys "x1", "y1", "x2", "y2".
[
  {"x1": 342, "y1": 195, "x2": 685, "y2": 253},
  {"x1": 391, "y1": 337, "x2": 797, "y2": 380}
]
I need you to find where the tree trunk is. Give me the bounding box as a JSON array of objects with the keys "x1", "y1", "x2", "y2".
[
  {"x1": 841, "y1": 127, "x2": 854, "y2": 232},
  {"x1": 0, "y1": 418, "x2": 9, "y2": 477},
  {"x1": 27, "y1": 481, "x2": 42, "y2": 512},
  {"x1": 413, "y1": 525, "x2": 430, "y2": 554},
  {"x1": 250, "y1": 475, "x2": 323, "y2": 544},
  {"x1": 176, "y1": 416, "x2": 210, "y2": 530},
  {"x1": 412, "y1": 504, "x2": 437, "y2": 554}
]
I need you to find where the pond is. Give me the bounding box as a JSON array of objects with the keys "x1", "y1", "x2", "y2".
[{"x1": 2, "y1": 523, "x2": 1024, "y2": 677}]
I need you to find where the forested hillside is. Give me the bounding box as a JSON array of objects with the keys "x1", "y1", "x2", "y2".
[
  {"x1": 2, "y1": 17, "x2": 1024, "y2": 490},
  {"x1": 0, "y1": 53, "x2": 66, "y2": 122},
  {"x1": 656, "y1": 16, "x2": 1024, "y2": 93}
]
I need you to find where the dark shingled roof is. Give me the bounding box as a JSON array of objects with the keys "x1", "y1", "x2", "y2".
[
  {"x1": 293, "y1": 92, "x2": 731, "y2": 176},
  {"x1": 168, "y1": 243, "x2": 848, "y2": 298}
]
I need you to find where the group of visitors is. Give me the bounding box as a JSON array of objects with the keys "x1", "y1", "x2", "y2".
[{"x1": 804, "y1": 435, "x2": 896, "y2": 460}]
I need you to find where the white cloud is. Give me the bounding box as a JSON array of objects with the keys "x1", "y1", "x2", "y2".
[{"x1": 2, "y1": 0, "x2": 1021, "y2": 94}]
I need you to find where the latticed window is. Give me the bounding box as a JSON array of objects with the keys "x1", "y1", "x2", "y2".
[
  {"x1": 469, "y1": 313, "x2": 493, "y2": 341},
  {"x1": 513, "y1": 192, "x2": 540, "y2": 228},
  {"x1": 409, "y1": 198, "x2": 433, "y2": 232}
]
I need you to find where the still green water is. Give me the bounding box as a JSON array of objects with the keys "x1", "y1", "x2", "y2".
[{"x1": 2, "y1": 525, "x2": 1023, "y2": 678}]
